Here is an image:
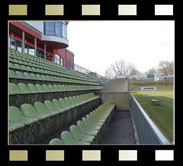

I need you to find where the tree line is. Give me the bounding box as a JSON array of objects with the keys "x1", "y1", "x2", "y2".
[{"x1": 104, "y1": 60, "x2": 174, "y2": 79}]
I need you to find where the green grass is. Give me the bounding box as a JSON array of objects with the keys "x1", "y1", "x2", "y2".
[{"x1": 131, "y1": 90, "x2": 174, "y2": 143}]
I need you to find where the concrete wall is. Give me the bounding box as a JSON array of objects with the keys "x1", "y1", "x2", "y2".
[
  {"x1": 10, "y1": 90, "x2": 102, "y2": 108},
  {"x1": 101, "y1": 79, "x2": 129, "y2": 110},
  {"x1": 101, "y1": 92, "x2": 129, "y2": 110},
  {"x1": 102, "y1": 78, "x2": 128, "y2": 93}
]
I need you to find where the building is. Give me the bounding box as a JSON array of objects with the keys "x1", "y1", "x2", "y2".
[
  {"x1": 9, "y1": 21, "x2": 74, "y2": 69},
  {"x1": 128, "y1": 74, "x2": 147, "y2": 80}
]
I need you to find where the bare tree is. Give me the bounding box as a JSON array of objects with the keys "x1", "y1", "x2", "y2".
[
  {"x1": 104, "y1": 66, "x2": 115, "y2": 79},
  {"x1": 146, "y1": 67, "x2": 157, "y2": 74},
  {"x1": 104, "y1": 60, "x2": 139, "y2": 79},
  {"x1": 158, "y1": 60, "x2": 174, "y2": 74}
]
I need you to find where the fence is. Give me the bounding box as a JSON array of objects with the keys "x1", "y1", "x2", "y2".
[
  {"x1": 74, "y1": 64, "x2": 106, "y2": 79},
  {"x1": 130, "y1": 94, "x2": 171, "y2": 145}
]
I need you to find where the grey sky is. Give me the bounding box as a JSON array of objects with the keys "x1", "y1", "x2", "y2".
[{"x1": 68, "y1": 21, "x2": 174, "y2": 76}]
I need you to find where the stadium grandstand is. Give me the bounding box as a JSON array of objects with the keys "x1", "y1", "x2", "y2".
[{"x1": 8, "y1": 21, "x2": 171, "y2": 145}]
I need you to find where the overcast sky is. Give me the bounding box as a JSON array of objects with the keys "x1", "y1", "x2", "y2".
[{"x1": 67, "y1": 21, "x2": 174, "y2": 76}]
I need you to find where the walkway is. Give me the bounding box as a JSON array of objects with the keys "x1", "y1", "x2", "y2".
[{"x1": 100, "y1": 111, "x2": 136, "y2": 144}]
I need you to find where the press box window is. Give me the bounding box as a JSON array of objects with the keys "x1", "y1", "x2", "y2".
[
  {"x1": 44, "y1": 22, "x2": 67, "y2": 38},
  {"x1": 44, "y1": 22, "x2": 55, "y2": 36},
  {"x1": 55, "y1": 22, "x2": 62, "y2": 37}
]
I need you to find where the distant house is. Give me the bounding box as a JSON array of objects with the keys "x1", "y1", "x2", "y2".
[
  {"x1": 148, "y1": 73, "x2": 174, "y2": 81},
  {"x1": 133, "y1": 74, "x2": 147, "y2": 80},
  {"x1": 128, "y1": 74, "x2": 148, "y2": 80},
  {"x1": 147, "y1": 74, "x2": 154, "y2": 79},
  {"x1": 154, "y1": 74, "x2": 160, "y2": 81},
  {"x1": 119, "y1": 75, "x2": 128, "y2": 79},
  {"x1": 128, "y1": 74, "x2": 138, "y2": 79}
]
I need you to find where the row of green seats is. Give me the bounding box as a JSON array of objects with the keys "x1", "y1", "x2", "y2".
[
  {"x1": 9, "y1": 69, "x2": 99, "y2": 86},
  {"x1": 9, "y1": 93, "x2": 98, "y2": 132},
  {"x1": 9, "y1": 49, "x2": 97, "y2": 82},
  {"x1": 9, "y1": 82, "x2": 102, "y2": 95},
  {"x1": 9, "y1": 58, "x2": 90, "y2": 82},
  {"x1": 49, "y1": 102, "x2": 115, "y2": 145},
  {"x1": 9, "y1": 49, "x2": 99, "y2": 86},
  {"x1": 9, "y1": 49, "x2": 88, "y2": 80},
  {"x1": 9, "y1": 61, "x2": 98, "y2": 85}
]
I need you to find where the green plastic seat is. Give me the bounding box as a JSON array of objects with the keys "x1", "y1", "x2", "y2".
[
  {"x1": 53, "y1": 84, "x2": 60, "y2": 91},
  {"x1": 35, "y1": 84, "x2": 44, "y2": 93},
  {"x1": 44, "y1": 100, "x2": 61, "y2": 114},
  {"x1": 77, "y1": 121, "x2": 98, "y2": 136},
  {"x1": 21, "y1": 104, "x2": 47, "y2": 120},
  {"x1": 51, "y1": 76, "x2": 58, "y2": 82},
  {"x1": 9, "y1": 62, "x2": 15, "y2": 69},
  {"x1": 61, "y1": 131, "x2": 90, "y2": 145},
  {"x1": 23, "y1": 72, "x2": 32, "y2": 80},
  {"x1": 68, "y1": 97, "x2": 76, "y2": 106},
  {"x1": 35, "y1": 74, "x2": 43, "y2": 80},
  {"x1": 9, "y1": 70, "x2": 17, "y2": 78},
  {"x1": 42, "y1": 84, "x2": 52, "y2": 92},
  {"x1": 27, "y1": 83, "x2": 38, "y2": 93},
  {"x1": 18, "y1": 83, "x2": 31, "y2": 94},
  {"x1": 70, "y1": 125, "x2": 94, "y2": 143},
  {"x1": 14, "y1": 64, "x2": 22, "y2": 70},
  {"x1": 9, "y1": 83, "x2": 22, "y2": 95},
  {"x1": 63, "y1": 97, "x2": 73, "y2": 109},
  {"x1": 58, "y1": 98, "x2": 67, "y2": 108},
  {"x1": 49, "y1": 138, "x2": 64, "y2": 145},
  {"x1": 52, "y1": 99, "x2": 66, "y2": 112},
  {"x1": 58, "y1": 85, "x2": 65, "y2": 91},
  {"x1": 89, "y1": 113, "x2": 105, "y2": 124},
  {"x1": 64, "y1": 85, "x2": 69, "y2": 91},
  {"x1": 84, "y1": 115, "x2": 102, "y2": 126},
  {"x1": 47, "y1": 85, "x2": 55, "y2": 92},
  {"x1": 9, "y1": 121, "x2": 25, "y2": 132},
  {"x1": 42, "y1": 73, "x2": 49, "y2": 81},
  {"x1": 34, "y1": 102, "x2": 57, "y2": 116},
  {"x1": 87, "y1": 113, "x2": 105, "y2": 124},
  {"x1": 26, "y1": 66, "x2": 33, "y2": 72},
  {"x1": 30, "y1": 73, "x2": 38, "y2": 80},
  {"x1": 15, "y1": 71, "x2": 25, "y2": 79},
  {"x1": 82, "y1": 117, "x2": 101, "y2": 131},
  {"x1": 39, "y1": 74, "x2": 47, "y2": 80},
  {"x1": 50, "y1": 85, "x2": 59, "y2": 92},
  {"x1": 9, "y1": 106, "x2": 38, "y2": 125}
]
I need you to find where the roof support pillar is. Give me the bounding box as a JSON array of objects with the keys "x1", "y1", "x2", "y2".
[
  {"x1": 22, "y1": 31, "x2": 25, "y2": 53},
  {"x1": 34, "y1": 37, "x2": 37, "y2": 56},
  {"x1": 44, "y1": 43, "x2": 46, "y2": 59}
]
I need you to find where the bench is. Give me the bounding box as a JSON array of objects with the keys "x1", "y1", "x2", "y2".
[{"x1": 151, "y1": 99, "x2": 161, "y2": 106}]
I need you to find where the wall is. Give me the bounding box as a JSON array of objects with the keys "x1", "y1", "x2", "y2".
[
  {"x1": 54, "y1": 49, "x2": 66, "y2": 67},
  {"x1": 102, "y1": 78, "x2": 129, "y2": 92},
  {"x1": 101, "y1": 79, "x2": 130, "y2": 110},
  {"x1": 102, "y1": 92, "x2": 129, "y2": 110},
  {"x1": 66, "y1": 50, "x2": 74, "y2": 69},
  {"x1": 24, "y1": 21, "x2": 44, "y2": 33}
]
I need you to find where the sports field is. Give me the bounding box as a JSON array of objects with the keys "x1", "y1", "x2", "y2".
[{"x1": 131, "y1": 90, "x2": 174, "y2": 143}]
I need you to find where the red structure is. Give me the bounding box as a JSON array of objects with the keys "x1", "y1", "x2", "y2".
[{"x1": 9, "y1": 21, "x2": 74, "y2": 69}]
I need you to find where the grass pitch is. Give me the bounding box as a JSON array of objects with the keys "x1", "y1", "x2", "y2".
[{"x1": 131, "y1": 90, "x2": 174, "y2": 143}]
